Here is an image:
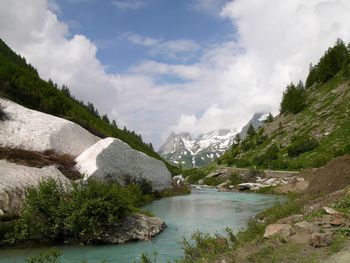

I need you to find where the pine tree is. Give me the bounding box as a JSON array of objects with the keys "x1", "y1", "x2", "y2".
[
  {"x1": 102, "y1": 114, "x2": 110, "y2": 124},
  {"x1": 234, "y1": 133, "x2": 241, "y2": 144},
  {"x1": 280, "y1": 82, "x2": 306, "y2": 114},
  {"x1": 247, "y1": 124, "x2": 256, "y2": 138},
  {"x1": 265, "y1": 113, "x2": 273, "y2": 123}
]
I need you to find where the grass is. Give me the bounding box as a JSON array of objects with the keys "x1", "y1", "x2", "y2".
[{"x1": 0, "y1": 147, "x2": 81, "y2": 180}]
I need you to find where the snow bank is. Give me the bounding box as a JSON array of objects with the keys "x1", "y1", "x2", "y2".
[{"x1": 0, "y1": 98, "x2": 99, "y2": 156}]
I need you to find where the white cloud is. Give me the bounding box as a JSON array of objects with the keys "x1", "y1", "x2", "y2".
[
  {"x1": 125, "y1": 33, "x2": 200, "y2": 59},
  {"x1": 111, "y1": 0, "x2": 147, "y2": 10},
  {"x1": 1, "y1": 0, "x2": 350, "y2": 149}
]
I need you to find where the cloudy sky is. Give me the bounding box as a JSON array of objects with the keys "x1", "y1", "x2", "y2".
[{"x1": 1, "y1": 0, "x2": 350, "y2": 148}]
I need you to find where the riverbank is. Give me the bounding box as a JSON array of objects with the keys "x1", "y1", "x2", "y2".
[
  {"x1": 0, "y1": 188, "x2": 284, "y2": 262},
  {"x1": 174, "y1": 155, "x2": 350, "y2": 263}
]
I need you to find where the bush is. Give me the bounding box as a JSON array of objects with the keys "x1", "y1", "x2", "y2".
[
  {"x1": 3, "y1": 179, "x2": 144, "y2": 246},
  {"x1": 252, "y1": 144, "x2": 279, "y2": 167},
  {"x1": 287, "y1": 136, "x2": 319, "y2": 157}
]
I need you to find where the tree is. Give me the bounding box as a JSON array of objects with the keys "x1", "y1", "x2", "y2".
[
  {"x1": 247, "y1": 124, "x2": 256, "y2": 138},
  {"x1": 102, "y1": 114, "x2": 110, "y2": 124},
  {"x1": 264, "y1": 113, "x2": 273, "y2": 123},
  {"x1": 111, "y1": 119, "x2": 117, "y2": 128},
  {"x1": 280, "y1": 82, "x2": 306, "y2": 114},
  {"x1": 234, "y1": 133, "x2": 241, "y2": 144}
]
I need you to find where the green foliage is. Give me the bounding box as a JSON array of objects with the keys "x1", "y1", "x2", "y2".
[
  {"x1": 252, "y1": 144, "x2": 279, "y2": 167},
  {"x1": 2, "y1": 180, "x2": 147, "y2": 246},
  {"x1": 280, "y1": 81, "x2": 306, "y2": 114},
  {"x1": 180, "y1": 229, "x2": 233, "y2": 262},
  {"x1": 229, "y1": 172, "x2": 242, "y2": 186},
  {"x1": 247, "y1": 124, "x2": 256, "y2": 138},
  {"x1": 0, "y1": 39, "x2": 179, "y2": 175},
  {"x1": 287, "y1": 136, "x2": 319, "y2": 157},
  {"x1": 25, "y1": 249, "x2": 61, "y2": 263},
  {"x1": 182, "y1": 169, "x2": 206, "y2": 184},
  {"x1": 306, "y1": 39, "x2": 350, "y2": 87},
  {"x1": 235, "y1": 219, "x2": 266, "y2": 245}
]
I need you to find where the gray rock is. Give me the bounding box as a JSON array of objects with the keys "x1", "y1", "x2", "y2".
[
  {"x1": 96, "y1": 213, "x2": 166, "y2": 244},
  {"x1": 310, "y1": 232, "x2": 333, "y2": 247},
  {"x1": 206, "y1": 172, "x2": 223, "y2": 179},
  {"x1": 198, "y1": 179, "x2": 205, "y2": 185},
  {"x1": 264, "y1": 224, "x2": 293, "y2": 238},
  {"x1": 276, "y1": 214, "x2": 303, "y2": 224},
  {"x1": 0, "y1": 160, "x2": 71, "y2": 214},
  {"x1": 294, "y1": 221, "x2": 320, "y2": 234},
  {"x1": 323, "y1": 206, "x2": 342, "y2": 215},
  {"x1": 75, "y1": 138, "x2": 172, "y2": 192}
]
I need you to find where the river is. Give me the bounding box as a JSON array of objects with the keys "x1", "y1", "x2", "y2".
[{"x1": 0, "y1": 188, "x2": 285, "y2": 263}]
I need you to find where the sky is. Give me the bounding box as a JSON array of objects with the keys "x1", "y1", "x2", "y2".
[{"x1": 1, "y1": 0, "x2": 350, "y2": 149}]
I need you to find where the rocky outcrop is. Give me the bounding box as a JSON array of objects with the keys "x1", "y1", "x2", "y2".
[
  {"x1": 75, "y1": 138, "x2": 172, "y2": 191},
  {"x1": 0, "y1": 98, "x2": 99, "y2": 156},
  {"x1": 264, "y1": 224, "x2": 294, "y2": 239},
  {"x1": 0, "y1": 160, "x2": 71, "y2": 214},
  {"x1": 96, "y1": 213, "x2": 166, "y2": 244}
]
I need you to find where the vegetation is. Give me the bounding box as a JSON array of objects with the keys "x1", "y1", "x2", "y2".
[
  {"x1": 217, "y1": 39, "x2": 350, "y2": 171},
  {"x1": 0, "y1": 179, "x2": 151, "y2": 246},
  {"x1": 280, "y1": 81, "x2": 306, "y2": 114},
  {"x1": 286, "y1": 136, "x2": 319, "y2": 157},
  {"x1": 0, "y1": 39, "x2": 180, "y2": 175}
]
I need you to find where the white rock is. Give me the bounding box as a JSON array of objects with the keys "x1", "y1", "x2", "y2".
[
  {"x1": 0, "y1": 98, "x2": 99, "y2": 156},
  {"x1": 75, "y1": 138, "x2": 172, "y2": 191},
  {"x1": 0, "y1": 160, "x2": 71, "y2": 214}
]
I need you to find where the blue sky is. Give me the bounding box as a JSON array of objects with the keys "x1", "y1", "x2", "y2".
[
  {"x1": 57, "y1": 0, "x2": 235, "y2": 74},
  {"x1": 2, "y1": 0, "x2": 350, "y2": 147}
]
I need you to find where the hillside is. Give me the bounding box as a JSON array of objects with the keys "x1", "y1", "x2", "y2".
[
  {"x1": 0, "y1": 39, "x2": 180, "y2": 175},
  {"x1": 218, "y1": 40, "x2": 350, "y2": 170}
]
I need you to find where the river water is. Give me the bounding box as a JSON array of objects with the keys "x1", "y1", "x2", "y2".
[{"x1": 0, "y1": 188, "x2": 284, "y2": 263}]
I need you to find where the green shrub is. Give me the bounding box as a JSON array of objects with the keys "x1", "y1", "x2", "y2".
[
  {"x1": 252, "y1": 144, "x2": 279, "y2": 167},
  {"x1": 3, "y1": 179, "x2": 145, "y2": 246},
  {"x1": 287, "y1": 136, "x2": 319, "y2": 157},
  {"x1": 229, "y1": 172, "x2": 242, "y2": 185},
  {"x1": 183, "y1": 169, "x2": 206, "y2": 184}
]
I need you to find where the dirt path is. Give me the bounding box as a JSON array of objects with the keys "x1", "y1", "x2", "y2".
[{"x1": 323, "y1": 243, "x2": 350, "y2": 263}]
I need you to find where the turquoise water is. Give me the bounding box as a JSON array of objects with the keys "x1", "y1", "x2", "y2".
[{"x1": 0, "y1": 188, "x2": 284, "y2": 263}]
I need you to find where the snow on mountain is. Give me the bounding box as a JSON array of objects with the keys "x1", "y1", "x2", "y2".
[{"x1": 159, "y1": 129, "x2": 236, "y2": 168}]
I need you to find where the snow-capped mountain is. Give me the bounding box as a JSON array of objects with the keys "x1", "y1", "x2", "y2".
[
  {"x1": 158, "y1": 129, "x2": 236, "y2": 168},
  {"x1": 159, "y1": 113, "x2": 268, "y2": 168}
]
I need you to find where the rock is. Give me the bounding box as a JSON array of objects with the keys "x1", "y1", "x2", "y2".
[
  {"x1": 0, "y1": 98, "x2": 99, "y2": 156},
  {"x1": 217, "y1": 180, "x2": 231, "y2": 189},
  {"x1": 97, "y1": 213, "x2": 166, "y2": 244},
  {"x1": 323, "y1": 206, "x2": 342, "y2": 215},
  {"x1": 309, "y1": 232, "x2": 333, "y2": 247},
  {"x1": 238, "y1": 183, "x2": 268, "y2": 191},
  {"x1": 264, "y1": 224, "x2": 293, "y2": 239},
  {"x1": 0, "y1": 209, "x2": 4, "y2": 216},
  {"x1": 206, "y1": 172, "x2": 223, "y2": 179},
  {"x1": 294, "y1": 221, "x2": 319, "y2": 234},
  {"x1": 276, "y1": 214, "x2": 303, "y2": 224},
  {"x1": 172, "y1": 175, "x2": 185, "y2": 187},
  {"x1": 75, "y1": 138, "x2": 172, "y2": 191},
  {"x1": 0, "y1": 160, "x2": 71, "y2": 214},
  {"x1": 330, "y1": 215, "x2": 346, "y2": 226},
  {"x1": 198, "y1": 179, "x2": 205, "y2": 185}
]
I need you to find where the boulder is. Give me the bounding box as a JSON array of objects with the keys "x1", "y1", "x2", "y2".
[
  {"x1": 198, "y1": 179, "x2": 205, "y2": 185},
  {"x1": 217, "y1": 180, "x2": 231, "y2": 189},
  {"x1": 276, "y1": 214, "x2": 303, "y2": 224},
  {"x1": 173, "y1": 175, "x2": 185, "y2": 187},
  {"x1": 309, "y1": 232, "x2": 333, "y2": 247},
  {"x1": 323, "y1": 206, "x2": 342, "y2": 215},
  {"x1": 264, "y1": 224, "x2": 293, "y2": 238},
  {"x1": 238, "y1": 183, "x2": 268, "y2": 191},
  {"x1": 75, "y1": 138, "x2": 172, "y2": 191},
  {"x1": 0, "y1": 98, "x2": 99, "y2": 156},
  {"x1": 205, "y1": 172, "x2": 223, "y2": 179},
  {"x1": 294, "y1": 221, "x2": 319, "y2": 234},
  {"x1": 96, "y1": 213, "x2": 166, "y2": 244},
  {"x1": 0, "y1": 160, "x2": 71, "y2": 214}
]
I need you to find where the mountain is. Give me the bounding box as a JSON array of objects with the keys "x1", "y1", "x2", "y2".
[
  {"x1": 219, "y1": 40, "x2": 350, "y2": 170},
  {"x1": 240, "y1": 112, "x2": 268, "y2": 139},
  {"x1": 0, "y1": 38, "x2": 180, "y2": 175},
  {"x1": 159, "y1": 130, "x2": 236, "y2": 169},
  {"x1": 159, "y1": 113, "x2": 267, "y2": 169}
]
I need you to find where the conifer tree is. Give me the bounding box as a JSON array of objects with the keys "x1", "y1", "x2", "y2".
[{"x1": 247, "y1": 124, "x2": 256, "y2": 138}]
